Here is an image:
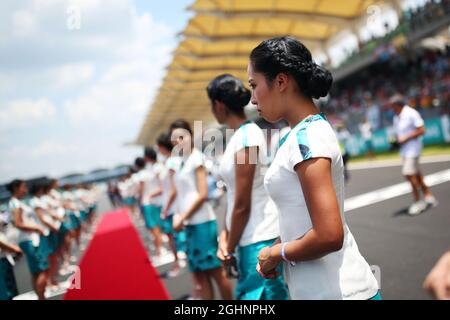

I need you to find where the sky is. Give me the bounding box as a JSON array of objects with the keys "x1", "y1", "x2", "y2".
[
  {"x1": 0, "y1": 0, "x2": 425, "y2": 184},
  {"x1": 0, "y1": 0, "x2": 193, "y2": 183}
]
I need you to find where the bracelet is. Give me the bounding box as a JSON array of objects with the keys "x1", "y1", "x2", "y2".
[
  {"x1": 225, "y1": 252, "x2": 236, "y2": 260},
  {"x1": 281, "y1": 242, "x2": 296, "y2": 267}
]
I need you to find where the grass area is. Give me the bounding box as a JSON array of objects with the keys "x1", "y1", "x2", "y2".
[{"x1": 349, "y1": 143, "x2": 450, "y2": 163}]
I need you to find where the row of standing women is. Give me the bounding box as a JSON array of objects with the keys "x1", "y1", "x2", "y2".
[
  {"x1": 0, "y1": 179, "x2": 98, "y2": 300},
  {"x1": 166, "y1": 36, "x2": 380, "y2": 300},
  {"x1": 113, "y1": 36, "x2": 381, "y2": 300}
]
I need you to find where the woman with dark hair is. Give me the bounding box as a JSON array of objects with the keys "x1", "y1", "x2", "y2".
[
  {"x1": 0, "y1": 200, "x2": 22, "y2": 300},
  {"x1": 207, "y1": 74, "x2": 288, "y2": 300},
  {"x1": 41, "y1": 180, "x2": 67, "y2": 289},
  {"x1": 170, "y1": 119, "x2": 232, "y2": 300},
  {"x1": 29, "y1": 181, "x2": 60, "y2": 291},
  {"x1": 135, "y1": 154, "x2": 164, "y2": 260},
  {"x1": 157, "y1": 132, "x2": 185, "y2": 277},
  {"x1": 248, "y1": 36, "x2": 380, "y2": 300},
  {"x1": 62, "y1": 184, "x2": 82, "y2": 257},
  {"x1": 8, "y1": 180, "x2": 48, "y2": 300},
  {"x1": 124, "y1": 167, "x2": 140, "y2": 212},
  {"x1": 48, "y1": 179, "x2": 75, "y2": 276},
  {"x1": 118, "y1": 168, "x2": 135, "y2": 209}
]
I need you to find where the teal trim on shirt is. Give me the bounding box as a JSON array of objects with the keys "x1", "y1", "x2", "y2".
[
  {"x1": 240, "y1": 120, "x2": 252, "y2": 148},
  {"x1": 279, "y1": 113, "x2": 327, "y2": 148}
]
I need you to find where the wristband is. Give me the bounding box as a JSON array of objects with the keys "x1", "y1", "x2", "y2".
[
  {"x1": 281, "y1": 242, "x2": 296, "y2": 267},
  {"x1": 225, "y1": 252, "x2": 236, "y2": 259}
]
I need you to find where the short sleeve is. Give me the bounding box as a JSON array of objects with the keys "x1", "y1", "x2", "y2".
[
  {"x1": 8, "y1": 199, "x2": 19, "y2": 210},
  {"x1": 410, "y1": 109, "x2": 424, "y2": 128},
  {"x1": 155, "y1": 163, "x2": 164, "y2": 175},
  {"x1": 167, "y1": 157, "x2": 181, "y2": 172},
  {"x1": 190, "y1": 149, "x2": 205, "y2": 170},
  {"x1": 286, "y1": 121, "x2": 336, "y2": 171},
  {"x1": 29, "y1": 198, "x2": 40, "y2": 209},
  {"x1": 285, "y1": 128, "x2": 309, "y2": 171},
  {"x1": 239, "y1": 123, "x2": 264, "y2": 149},
  {"x1": 134, "y1": 172, "x2": 144, "y2": 183}
]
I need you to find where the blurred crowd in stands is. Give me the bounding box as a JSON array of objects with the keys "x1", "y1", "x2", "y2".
[
  {"x1": 404, "y1": 0, "x2": 450, "y2": 32},
  {"x1": 337, "y1": 0, "x2": 450, "y2": 69},
  {"x1": 321, "y1": 46, "x2": 450, "y2": 135}
]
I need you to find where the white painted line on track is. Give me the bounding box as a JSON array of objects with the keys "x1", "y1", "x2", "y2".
[
  {"x1": 345, "y1": 168, "x2": 450, "y2": 212},
  {"x1": 348, "y1": 154, "x2": 450, "y2": 171}
]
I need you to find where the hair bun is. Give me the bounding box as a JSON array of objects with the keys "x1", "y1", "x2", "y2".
[
  {"x1": 207, "y1": 74, "x2": 250, "y2": 114},
  {"x1": 306, "y1": 63, "x2": 333, "y2": 99}
]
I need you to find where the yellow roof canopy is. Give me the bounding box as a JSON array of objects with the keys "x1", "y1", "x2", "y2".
[
  {"x1": 175, "y1": 37, "x2": 322, "y2": 57},
  {"x1": 189, "y1": 0, "x2": 376, "y2": 18},
  {"x1": 135, "y1": 0, "x2": 384, "y2": 146},
  {"x1": 183, "y1": 14, "x2": 341, "y2": 40}
]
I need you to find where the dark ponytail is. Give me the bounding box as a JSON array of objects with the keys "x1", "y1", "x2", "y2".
[{"x1": 250, "y1": 36, "x2": 333, "y2": 99}]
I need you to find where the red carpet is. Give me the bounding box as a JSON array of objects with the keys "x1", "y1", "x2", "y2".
[{"x1": 64, "y1": 208, "x2": 171, "y2": 300}]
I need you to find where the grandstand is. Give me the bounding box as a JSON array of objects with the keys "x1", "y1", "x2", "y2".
[{"x1": 135, "y1": 0, "x2": 450, "y2": 157}]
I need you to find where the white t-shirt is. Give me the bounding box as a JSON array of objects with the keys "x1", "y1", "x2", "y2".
[
  {"x1": 359, "y1": 122, "x2": 372, "y2": 140},
  {"x1": 219, "y1": 122, "x2": 279, "y2": 246},
  {"x1": 160, "y1": 156, "x2": 182, "y2": 215},
  {"x1": 9, "y1": 197, "x2": 41, "y2": 246},
  {"x1": 128, "y1": 174, "x2": 141, "y2": 199},
  {"x1": 50, "y1": 189, "x2": 62, "y2": 201},
  {"x1": 393, "y1": 105, "x2": 424, "y2": 158},
  {"x1": 41, "y1": 195, "x2": 62, "y2": 230},
  {"x1": 0, "y1": 227, "x2": 9, "y2": 258},
  {"x1": 137, "y1": 163, "x2": 163, "y2": 206},
  {"x1": 75, "y1": 189, "x2": 92, "y2": 211},
  {"x1": 117, "y1": 180, "x2": 130, "y2": 198},
  {"x1": 174, "y1": 148, "x2": 216, "y2": 225},
  {"x1": 84, "y1": 189, "x2": 96, "y2": 205},
  {"x1": 268, "y1": 126, "x2": 291, "y2": 164},
  {"x1": 29, "y1": 197, "x2": 51, "y2": 236},
  {"x1": 264, "y1": 114, "x2": 379, "y2": 300},
  {"x1": 0, "y1": 210, "x2": 16, "y2": 258},
  {"x1": 49, "y1": 189, "x2": 66, "y2": 219},
  {"x1": 62, "y1": 191, "x2": 80, "y2": 217}
]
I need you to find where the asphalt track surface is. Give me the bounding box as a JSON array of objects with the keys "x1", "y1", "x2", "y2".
[{"x1": 11, "y1": 156, "x2": 450, "y2": 300}]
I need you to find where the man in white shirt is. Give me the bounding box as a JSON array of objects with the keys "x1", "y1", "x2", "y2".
[
  {"x1": 389, "y1": 94, "x2": 438, "y2": 215},
  {"x1": 359, "y1": 118, "x2": 375, "y2": 159}
]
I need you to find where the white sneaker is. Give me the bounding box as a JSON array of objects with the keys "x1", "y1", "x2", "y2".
[
  {"x1": 159, "y1": 246, "x2": 170, "y2": 256},
  {"x1": 59, "y1": 266, "x2": 70, "y2": 276},
  {"x1": 424, "y1": 195, "x2": 439, "y2": 208},
  {"x1": 167, "y1": 266, "x2": 181, "y2": 278},
  {"x1": 177, "y1": 251, "x2": 187, "y2": 260},
  {"x1": 49, "y1": 283, "x2": 60, "y2": 292},
  {"x1": 408, "y1": 200, "x2": 427, "y2": 215},
  {"x1": 178, "y1": 259, "x2": 187, "y2": 267}
]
